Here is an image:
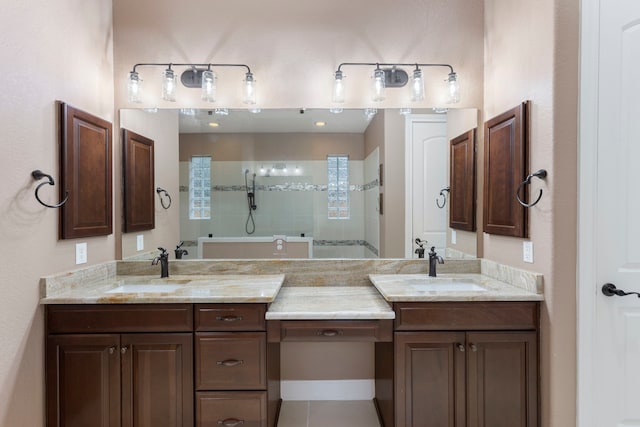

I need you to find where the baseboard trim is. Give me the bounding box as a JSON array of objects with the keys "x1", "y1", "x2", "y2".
[{"x1": 280, "y1": 379, "x2": 375, "y2": 400}]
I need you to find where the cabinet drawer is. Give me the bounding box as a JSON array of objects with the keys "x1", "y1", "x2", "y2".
[
  {"x1": 196, "y1": 304, "x2": 266, "y2": 331},
  {"x1": 196, "y1": 391, "x2": 266, "y2": 427},
  {"x1": 394, "y1": 302, "x2": 539, "y2": 331},
  {"x1": 269, "y1": 320, "x2": 393, "y2": 342},
  {"x1": 46, "y1": 304, "x2": 193, "y2": 333},
  {"x1": 196, "y1": 332, "x2": 266, "y2": 390}
]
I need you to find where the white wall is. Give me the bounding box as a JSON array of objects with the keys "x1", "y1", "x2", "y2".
[{"x1": 0, "y1": 1, "x2": 114, "y2": 424}]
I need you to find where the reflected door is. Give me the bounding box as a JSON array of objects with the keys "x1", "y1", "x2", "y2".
[{"x1": 407, "y1": 115, "x2": 448, "y2": 257}]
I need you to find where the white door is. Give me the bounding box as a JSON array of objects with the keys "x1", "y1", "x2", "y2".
[
  {"x1": 405, "y1": 115, "x2": 448, "y2": 257},
  {"x1": 579, "y1": 0, "x2": 640, "y2": 425}
]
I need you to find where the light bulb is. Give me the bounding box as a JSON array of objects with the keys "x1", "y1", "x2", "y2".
[
  {"x1": 448, "y1": 72, "x2": 460, "y2": 104},
  {"x1": 371, "y1": 68, "x2": 385, "y2": 102},
  {"x1": 201, "y1": 69, "x2": 217, "y2": 102},
  {"x1": 411, "y1": 69, "x2": 425, "y2": 102},
  {"x1": 127, "y1": 71, "x2": 141, "y2": 103},
  {"x1": 162, "y1": 68, "x2": 176, "y2": 102},
  {"x1": 332, "y1": 70, "x2": 345, "y2": 104},
  {"x1": 243, "y1": 72, "x2": 256, "y2": 104}
]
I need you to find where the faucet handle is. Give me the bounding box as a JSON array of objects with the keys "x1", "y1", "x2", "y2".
[{"x1": 157, "y1": 247, "x2": 168, "y2": 256}]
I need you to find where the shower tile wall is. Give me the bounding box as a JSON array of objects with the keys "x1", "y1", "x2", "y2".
[{"x1": 179, "y1": 159, "x2": 379, "y2": 258}]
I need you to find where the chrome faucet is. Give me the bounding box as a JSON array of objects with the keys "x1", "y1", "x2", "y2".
[
  {"x1": 428, "y1": 246, "x2": 444, "y2": 277},
  {"x1": 151, "y1": 247, "x2": 169, "y2": 278},
  {"x1": 174, "y1": 241, "x2": 189, "y2": 259}
]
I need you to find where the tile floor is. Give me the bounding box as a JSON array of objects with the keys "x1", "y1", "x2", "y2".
[{"x1": 277, "y1": 400, "x2": 381, "y2": 427}]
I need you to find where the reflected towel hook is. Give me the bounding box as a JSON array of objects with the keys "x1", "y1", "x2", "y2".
[
  {"x1": 32, "y1": 170, "x2": 68, "y2": 209},
  {"x1": 516, "y1": 169, "x2": 547, "y2": 208},
  {"x1": 436, "y1": 187, "x2": 450, "y2": 209},
  {"x1": 156, "y1": 187, "x2": 172, "y2": 209}
]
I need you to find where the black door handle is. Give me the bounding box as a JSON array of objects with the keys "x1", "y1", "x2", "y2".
[{"x1": 602, "y1": 283, "x2": 640, "y2": 298}]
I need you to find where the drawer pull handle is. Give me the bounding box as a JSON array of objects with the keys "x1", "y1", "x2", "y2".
[
  {"x1": 218, "y1": 418, "x2": 244, "y2": 426},
  {"x1": 470, "y1": 344, "x2": 478, "y2": 352},
  {"x1": 457, "y1": 343, "x2": 465, "y2": 352},
  {"x1": 217, "y1": 359, "x2": 244, "y2": 367},
  {"x1": 216, "y1": 315, "x2": 244, "y2": 322},
  {"x1": 318, "y1": 329, "x2": 342, "y2": 337}
]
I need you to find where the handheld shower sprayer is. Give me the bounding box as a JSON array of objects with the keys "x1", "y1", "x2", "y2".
[{"x1": 244, "y1": 169, "x2": 257, "y2": 234}]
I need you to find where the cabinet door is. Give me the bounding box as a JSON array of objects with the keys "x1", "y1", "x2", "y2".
[
  {"x1": 466, "y1": 332, "x2": 537, "y2": 427},
  {"x1": 121, "y1": 333, "x2": 194, "y2": 427},
  {"x1": 395, "y1": 332, "x2": 466, "y2": 427},
  {"x1": 46, "y1": 334, "x2": 120, "y2": 427}
]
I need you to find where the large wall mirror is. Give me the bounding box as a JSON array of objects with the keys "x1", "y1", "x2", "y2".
[{"x1": 120, "y1": 108, "x2": 478, "y2": 260}]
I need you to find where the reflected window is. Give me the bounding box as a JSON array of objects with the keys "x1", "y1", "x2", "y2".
[
  {"x1": 189, "y1": 156, "x2": 211, "y2": 220},
  {"x1": 327, "y1": 155, "x2": 350, "y2": 219}
]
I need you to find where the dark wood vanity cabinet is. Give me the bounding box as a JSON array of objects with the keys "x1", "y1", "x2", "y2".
[
  {"x1": 376, "y1": 302, "x2": 539, "y2": 427},
  {"x1": 195, "y1": 304, "x2": 279, "y2": 427},
  {"x1": 46, "y1": 305, "x2": 194, "y2": 427}
]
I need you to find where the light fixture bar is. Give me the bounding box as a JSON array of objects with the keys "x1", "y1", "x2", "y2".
[
  {"x1": 331, "y1": 62, "x2": 459, "y2": 104},
  {"x1": 127, "y1": 62, "x2": 254, "y2": 104}
]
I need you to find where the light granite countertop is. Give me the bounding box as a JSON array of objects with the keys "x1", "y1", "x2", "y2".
[
  {"x1": 369, "y1": 273, "x2": 544, "y2": 302},
  {"x1": 265, "y1": 286, "x2": 395, "y2": 320},
  {"x1": 40, "y1": 274, "x2": 285, "y2": 304}
]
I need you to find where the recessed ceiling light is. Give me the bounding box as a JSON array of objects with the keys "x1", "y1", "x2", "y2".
[
  {"x1": 208, "y1": 122, "x2": 220, "y2": 127},
  {"x1": 314, "y1": 121, "x2": 326, "y2": 127}
]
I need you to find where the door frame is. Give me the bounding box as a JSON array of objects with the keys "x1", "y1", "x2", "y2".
[
  {"x1": 577, "y1": 0, "x2": 599, "y2": 424},
  {"x1": 404, "y1": 113, "x2": 448, "y2": 258}
]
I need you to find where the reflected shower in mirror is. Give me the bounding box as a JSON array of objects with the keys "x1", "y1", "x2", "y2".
[{"x1": 119, "y1": 108, "x2": 477, "y2": 260}]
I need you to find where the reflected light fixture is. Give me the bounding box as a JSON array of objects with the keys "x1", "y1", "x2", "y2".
[
  {"x1": 126, "y1": 62, "x2": 255, "y2": 104},
  {"x1": 331, "y1": 62, "x2": 460, "y2": 105}
]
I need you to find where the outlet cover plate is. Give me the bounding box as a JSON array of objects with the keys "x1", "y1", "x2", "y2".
[
  {"x1": 523, "y1": 241, "x2": 534, "y2": 263},
  {"x1": 75, "y1": 243, "x2": 87, "y2": 265},
  {"x1": 137, "y1": 234, "x2": 144, "y2": 251}
]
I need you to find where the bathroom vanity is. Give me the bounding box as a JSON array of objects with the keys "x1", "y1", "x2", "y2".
[{"x1": 41, "y1": 260, "x2": 542, "y2": 427}]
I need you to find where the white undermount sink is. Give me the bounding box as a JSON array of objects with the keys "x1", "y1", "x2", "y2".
[
  {"x1": 387, "y1": 275, "x2": 488, "y2": 292},
  {"x1": 105, "y1": 284, "x2": 183, "y2": 294},
  {"x1": 409, "y1": 281, "x2": 487, "y2": 292}
]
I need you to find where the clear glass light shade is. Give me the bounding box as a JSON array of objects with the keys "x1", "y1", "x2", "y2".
[
  {"x1": 448, "y1": 72, "x2": 460, "y2": 103},
  {"x1": 411, "y1": 69, "x2": 425, "y2": 102},
  {"x1": 162, "y1": 68, "x2": 177, "y2": 102},
  {"x1": 399, "y1": 107, "x2": 412, "y2": 115},
  {"x1": 371, "y1": 68, "x2": 385, "y2": 102},
  {"x1": 201, "y1": 70, "x2": 217, "y2": 102},
  {"x1": 127, "y1": 71, "x2": 141, "y2": 103},
  {"x1": 243, "y1": 72, "x2": 256, "y2": 105},
  {"x1": 332, "y1": 71, "x2": 345, "y2": 104},
  {"x1": 364, "y1": 108, "x2": 378, "y2": 119}
]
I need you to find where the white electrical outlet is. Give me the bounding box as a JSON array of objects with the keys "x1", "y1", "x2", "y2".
[
  {"x1": 451, "y1": 230, "x2": 457, "y2": 244},
  {"x1": 75, "y1": 242, "x2": 87, "y2": 265},
  {"x1": 523, "y1": 241, "x2": 534, "y2": 263},
  {"x1": 137, "y1": 234, "x2": 144, "y2": 251}
]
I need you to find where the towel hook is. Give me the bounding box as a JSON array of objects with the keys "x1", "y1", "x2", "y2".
[
  {"x1": 32, "y1": 170, "x2": 68, "y2": 209},
  {"x1": 156, "y1": 187, "x2": 172, "y2": 209},
  {"x1": 436, "y1": 187, "x2": 450, "y2": 209},
  {"x1": 516, "y1": 169, "x2": 547, "y2": 208}
]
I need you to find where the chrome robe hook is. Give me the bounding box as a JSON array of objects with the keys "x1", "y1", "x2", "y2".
[{"x1": 32, "y1": 170, "x2": 68, "y2": 208}]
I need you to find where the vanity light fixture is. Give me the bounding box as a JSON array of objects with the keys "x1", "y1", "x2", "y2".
[
  {"x1": 331, "y1": 62, "x2": 460, "y2": 105},
  {"x1": 399, "y1": 108, "x2": 412, "y2": 115},
  {"x1": 364, "y1": 108, "x2": 378, "y2": 119},
  {"x1": 126, "y1": 62, "x2": 255, "y2": 104}
]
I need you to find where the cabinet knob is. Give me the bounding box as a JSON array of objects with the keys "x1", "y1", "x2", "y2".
[
  {"x1": 217, "y1": 418, "x2": 244, "y2": 426},
  {"x1": 121, "y1": 346, "x2": 129, "y2": 354},
  {"x1": 215, "y1": 315, "x2": 243, "y2": 322},
  {"x1": 216, "y1": 359, "x2": 244, "y2": 367},
  {"x1": 470, "y1": 344, "x2": 478, "y2": 352},
  {"x1": 108, "y1": 346, "x2": 116, "y2": 355},
  {"x1": 457, "y1": 343, "x2": 465, "y2": 352}
]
